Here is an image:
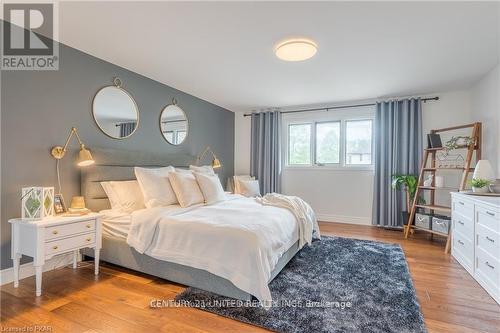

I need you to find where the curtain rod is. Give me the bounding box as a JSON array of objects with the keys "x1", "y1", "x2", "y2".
[{"x1": 243, "y1": 96, "x2": 439, "y2": 117}]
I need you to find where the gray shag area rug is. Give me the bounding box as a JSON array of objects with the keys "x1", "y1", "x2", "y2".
[{"x1": 175, "y1": 236, "x2": 426, "y2": 333}]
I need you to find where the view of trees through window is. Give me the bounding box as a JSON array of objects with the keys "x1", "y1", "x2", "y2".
[{"x1": 287, "y1": 119, "x2": 373, "y2": 167}]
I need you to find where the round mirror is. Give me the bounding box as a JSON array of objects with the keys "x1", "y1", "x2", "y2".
[
  {"x1": 92, "y1": 80, "x2": 139, "y2": 139},
  {"x1": 160, "y1": 101, "x2": 188, "y2": 145}
]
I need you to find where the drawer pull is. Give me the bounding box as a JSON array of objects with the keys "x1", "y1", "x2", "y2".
[
  {"x1": 86, "y1": 238, "x2": 92, "y2": 242},
  {"x1": 458, "y1": 201, "x2": 465, "y2": 206},
  {"x1": 52, "y1": 245, "x2": 58, "y2": 250},
  {"x1": 486, "y1": 211, "x2": 495, "y2": 217},
  {"x1": 86, "y1": 224, "x2": 91, "y2": 228},
  {"x1": 458, "y1": 221, "x2": 464, "y2": 226},
  {"x1": 458, "y1": 240, "x2": 464, "y2": 245},
  {"x1": 486, "y1": 236, "x2": 495, "y2": 243},
  {"x1": 52, "y1": 230, "x2": 58, "y2": 235},
  {"x1": 485, "y1": 261, "x2": 495, "y2": 269}
]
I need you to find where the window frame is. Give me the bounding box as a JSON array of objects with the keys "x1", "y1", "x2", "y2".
[{"x1": 283, "y1": 108, "x2": 374, "y2": 171}]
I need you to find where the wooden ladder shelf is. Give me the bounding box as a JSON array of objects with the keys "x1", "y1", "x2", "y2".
[{"x1": 404, "y1": 122, "x2": 482, "y2": 253}]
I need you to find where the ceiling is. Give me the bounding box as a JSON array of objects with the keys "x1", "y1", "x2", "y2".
[{"x1": 58, "y1": 1, "x2": 499, "y2": 112}]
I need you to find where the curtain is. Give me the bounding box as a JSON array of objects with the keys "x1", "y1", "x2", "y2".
[
  {"x1": 119, "y1": 122, "x2": 136, "y2": 138},
  {"x1": 250, "y1": 110, "x2": 282, "y2": 194},
  {"x1": 372, "y1": 98, "x2": 423, "y2": 227}
]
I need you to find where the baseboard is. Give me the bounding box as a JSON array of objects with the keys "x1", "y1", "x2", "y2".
[
  {"x1": 317, "y1": 214, "x2": 372, "y2": 225},
  {"x1": 0, "y1": 253, "x2": 74, "y2": 286}
]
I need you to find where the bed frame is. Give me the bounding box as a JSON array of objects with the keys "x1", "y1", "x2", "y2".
[{"x1": 81, "y1": 148, "x2": 300, "y2": 300}]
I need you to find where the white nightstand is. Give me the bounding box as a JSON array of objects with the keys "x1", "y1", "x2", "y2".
[{"x1": 9, "y1": 213, "x2": 102, "y2": 296}]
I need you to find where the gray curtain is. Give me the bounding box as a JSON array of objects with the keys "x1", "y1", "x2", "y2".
[
  {"x1": 372, "y1": 98, "x2": 423, "y2": 227},
  {"x1": 250, "y1": 110, "x2": 282, "y2": 194},
  {"x1": 119, "y1": 122, "x2": 136, "y2": 137}
]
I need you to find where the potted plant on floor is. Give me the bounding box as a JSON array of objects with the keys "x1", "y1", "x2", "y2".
[{"x1": 392, "y1": 175, "x2": 424, "y2": 227}]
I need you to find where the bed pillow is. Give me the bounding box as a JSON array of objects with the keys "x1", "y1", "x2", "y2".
[
  {"x1": 239, "y1": 180, "x2": 261, "y2": 197},
  {"x1": 134, "y1": 166, "x2": 178, "y2": 208},
  {"x1": 194, "y1": 172, "x2": 226, "y2": 204},
  {"x1": 169, "y1": 171, "x2": 205, "y2": 207},
  {"x1": 101, "y1": 180, "x2": 145, "y2": 212},
  {"x1": 189, "y1": 165, "x2": 215, "y2": 175},
  {"x1": 233, "y1": 175, "x2": 255, "y2": 194}
]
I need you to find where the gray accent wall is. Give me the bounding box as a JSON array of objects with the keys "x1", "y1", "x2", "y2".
[{"x1": 1, "y1": 37, "x2": 234, "y2": 269}]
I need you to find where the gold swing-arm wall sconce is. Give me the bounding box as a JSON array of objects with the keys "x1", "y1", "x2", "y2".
[
  {"x1": 196, "y1": 146, "x2": 222, "y2": 169},
  {"x1": 50, "y1": 127, "x2": 95, "y2": 166}
]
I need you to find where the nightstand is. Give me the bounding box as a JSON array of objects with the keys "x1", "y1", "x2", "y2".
[{"x1": 9, "y1": 213, "x2": 102, "y2": 296}]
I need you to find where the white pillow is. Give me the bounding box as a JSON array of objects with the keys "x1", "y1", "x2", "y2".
[
  {"x1": 134, "y1": 166, "x2": 178, "y2": 208},
  {"x1": 194, "y1": 172, "x2": 226, "y2": 204},
  {"x1": 175, "y1": 168, "x2": 192, "y2": 174},
  {"x1": 189, "y1": 165, "x2": 215, "y2": 175},
  {"x1": 101, "y1": 180, "x2": 145, "y2": 212},
  {"x1": 233, "y1": 175, "x2": 255, "y2": 194},
  {"x1": 168, "y1": 172, "x2": 205, "y2": 207},
  {"x1": 239, "y1": 180, "x2": 261, "y2": 197}
]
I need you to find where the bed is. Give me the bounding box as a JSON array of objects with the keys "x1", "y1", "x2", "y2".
[{"x1": 81, "y1": 148, "x2": 306, "y2": 303}]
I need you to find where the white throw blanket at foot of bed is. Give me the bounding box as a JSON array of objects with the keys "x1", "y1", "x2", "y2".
[{"x1": 126, "y1": 194, "x2": 319, "y2": 308}]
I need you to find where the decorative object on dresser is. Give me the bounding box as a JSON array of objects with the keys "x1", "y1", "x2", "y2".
[
  {"x1": 67, "y1": 196, "x2": 91, "y2": 215},
  {"x1": 9, "y1": 213, "x2": 102, "y2": 296},
  {"x1": 53, "y1": 193, "x2": 67, "y2": 214},
  {"x1": 160, "y1": 98, "x2": 188, "y2": 145},
  {"x1": 471, "y1": 178, "x2": 491, "y2": 193},
  {"x1": 404, "y1": 122, "x2": 482, "y2": 253},
  {"x1": 21, "y1": 187, "x2": 54, "y2": 220},
  {"x1": 92, "y1": 77, "x2": 140, "y2": 139},
  {"x1": 451, "y1": 193, "x2": 500, "y2": 304},
  {"x1": 196, "y1": 146, "x2": 222, "y2": 169}
]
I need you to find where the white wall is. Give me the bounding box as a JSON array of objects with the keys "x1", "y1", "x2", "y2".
[
  {"x1": 471, "y1": 64, "x2": 500, "y2": 178},
  {"x1": 234, "y1": 90, "x2": 474, "y2": 225}
]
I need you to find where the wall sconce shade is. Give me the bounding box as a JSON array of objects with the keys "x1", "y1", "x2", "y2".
[
  {"x1": 196, "y1": 146, "x2": 222, "y2": 169},
  {"x1": 51, "y1": 127, "x2": 94, "y2": 166}
]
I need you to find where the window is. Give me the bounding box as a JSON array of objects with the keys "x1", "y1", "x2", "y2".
[
  {"x1": 288, "y1": 124, "x2": 311, "y2": 165},
  {"x1": 177, "y1": 131, "x2": 187, "y2": 144},
  {"x1": 285, "y1": 114, "x2": 373, "y2": 169},
  {"x1": 345, "y1": 120, "x2": 372, "y2": 165},
  {"x1": 316, "y1": 122, "x2": 340, "y2": 164}
]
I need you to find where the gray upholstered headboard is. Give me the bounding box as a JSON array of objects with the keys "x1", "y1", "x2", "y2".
[{"x1": 81, "y1": 148, "x2": 196, "y2": 212}]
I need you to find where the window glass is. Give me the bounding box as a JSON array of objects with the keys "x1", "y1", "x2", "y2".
[
  {"x1": 316, "y1": 122, "x2": 340, "y2": 164},
  {"x1": 345, "y1": 120, "x2": 373, "y2": 165},
  {"x1": 288, "y1": 124, "x2": 311, "y2": 165}
]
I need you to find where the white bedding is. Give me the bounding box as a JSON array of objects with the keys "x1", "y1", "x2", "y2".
[
  {"x1": 100, "y1": 209, "x2": 133, "y2": 240},
  {"x1": 127, "y1": 194, "x2": 318, "y2": 307}
]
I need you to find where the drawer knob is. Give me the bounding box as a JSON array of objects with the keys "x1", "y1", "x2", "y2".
[
  {"x1": 86, "y1": 238, "x2": 91, "y2": 242},
  {"x1": 86, "y1": 224, "x2": 91, "y2": 228},
  {"x1": 52, "y1": 230, "x2": 58, "y2": 235},
  {"x1": 485, "y1": 261, "x2": 495, "y2": 269},
  {"x1": 52, "y1": 245, "x2": 58, "y2": 250},
  {"x1": 458, "y1": 240, "x2": 464, "y2": 245},
  {"x1": 486, "y1": 211, "x2": 495, "y2": 217},
  {"x1": 485, "y1": 236, "x2": 495, "y2": 243}
]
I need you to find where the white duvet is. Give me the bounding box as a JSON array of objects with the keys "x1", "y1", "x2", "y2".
[{"x1": 127, "y1": 194, "x2": 319, "y2": 306}]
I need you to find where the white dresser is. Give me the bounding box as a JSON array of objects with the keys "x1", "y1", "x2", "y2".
[
  {"x1": 451, "y1": 192, "x2": 500, "y2": 304},
  {"x1": 9, "y1": 213, "x2": 102, "y2": 296}
]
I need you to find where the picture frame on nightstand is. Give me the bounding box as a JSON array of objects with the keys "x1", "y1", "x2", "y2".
[{"x1": 54, "y1": 194, "x2": 67, "y2": 214}]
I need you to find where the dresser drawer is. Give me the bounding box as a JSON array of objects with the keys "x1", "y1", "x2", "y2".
[
  {"x1": 453, "y1": 212, "x2": 474, "y2": 241},
  {"x1": 452, "y1": 230, "x2": 474, "y2": 272},
  {"x1": 453, "y1": 198, "x2": 474, "y2": 220},
  {"x1": 45, "y1": 233, "x2": 95, "y2": 256},
  {"x1": 476, "y1": 205, "x2": 500, "y2": 234},
  {"x1": 476, "y1": 247, "x2": 500, "y2": 294},
  {"x1": 46, "y1": 220, "x2": 95, "y2": 241},
  {"x1": 477, "y1": 223, "x2": 500, "y2": 258}
]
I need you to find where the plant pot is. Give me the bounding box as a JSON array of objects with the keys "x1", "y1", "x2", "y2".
[{"x1": 472, "y1": 186, "x2": 489, "y2": 193}]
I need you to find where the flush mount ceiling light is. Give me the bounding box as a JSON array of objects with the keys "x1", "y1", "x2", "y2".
[{"x1": 275, "y1": 38, "x2": 318, "y2": 61}]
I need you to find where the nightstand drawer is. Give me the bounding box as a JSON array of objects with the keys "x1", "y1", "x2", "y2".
[
  {"x1": 453, "y1": 212, "x2": 474, "y2": 241},
  {"x1": 46, "y1": 220, "x2": 95, "y2": 241},
  {"x1": 45, "y1": 233, "x2": 95, "y2": 256},
  {"x1": 453, "y1": 198, "x2": 473, "y2": 220}
]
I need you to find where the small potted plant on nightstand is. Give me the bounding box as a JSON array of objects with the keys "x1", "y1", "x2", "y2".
[{"x1": 470, "y1": 178, "x2": 490, "y2": 193}]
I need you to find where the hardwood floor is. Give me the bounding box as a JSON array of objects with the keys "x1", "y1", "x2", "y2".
[{"x1": 1, "y1": 222, "x2": 499, "y2": 333}]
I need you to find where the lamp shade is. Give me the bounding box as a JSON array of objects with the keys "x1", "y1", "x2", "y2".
[
  {"x1": 212, "y1": 158, "x2": 222, "y2": 169},
  {"x1": 473, "y1": 160, "x2": 495, "y2": 181},
  {"x1": 77, "y1": 146, "x2": 95, "y2": 167}
]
